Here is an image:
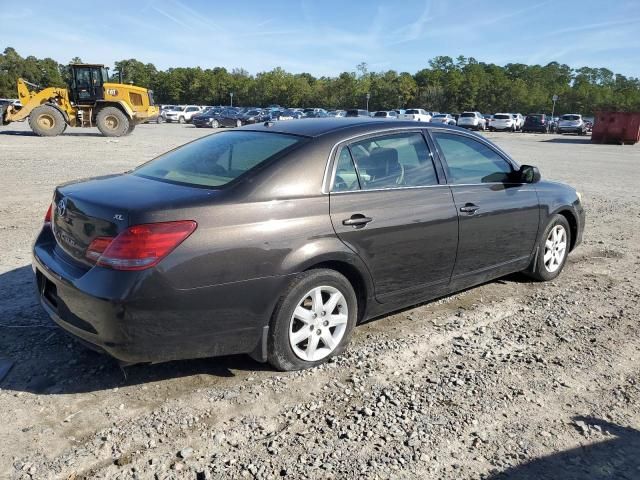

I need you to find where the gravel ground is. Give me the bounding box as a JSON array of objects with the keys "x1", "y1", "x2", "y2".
[{"x1": 0, "y1": 122, "x2": 639, "y2": 480}]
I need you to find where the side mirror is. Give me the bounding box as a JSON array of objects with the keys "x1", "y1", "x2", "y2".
[{"x1": 519, "y1": 165, "x2": 541, "y2": 184}]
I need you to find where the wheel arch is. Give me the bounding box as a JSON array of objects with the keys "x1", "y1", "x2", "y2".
[
  {"x1": 96, "y1": 101, "x2": 134, "y2": 119},
  {"x1": 41, "y1": 102, "x2": 71, "y2": 125},
  {"x1": 555, "y1": 208, "x2": 579, "y2": 252}
]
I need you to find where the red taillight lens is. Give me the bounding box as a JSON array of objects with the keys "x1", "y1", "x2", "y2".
[
  {"x1": 44, "y1": 204, "x2": 52, "y2": 224},
  {"x1": 86, "y1": 236, "x2": 115, "y2": 262},
  {"x1": 89, "y1": 221, "x2": 197, "y2": 271}
]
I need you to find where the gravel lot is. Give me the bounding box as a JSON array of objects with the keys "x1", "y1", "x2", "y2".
[{"x1": 1, "y1": 122, "x2": 639, "y2": 479}]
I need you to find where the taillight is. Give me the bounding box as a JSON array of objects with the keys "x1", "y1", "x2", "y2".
[
  {"x1": 86, "y1": 221, "x2": 197, "y2": 271},
  {"x1": 44, "y1": 204, "x2": 52, "y2": 225}
]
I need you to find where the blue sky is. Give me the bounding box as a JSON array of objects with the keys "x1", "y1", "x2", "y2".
[{"x1": 2, "y1": 0, "x2": 640, "y2": 77}]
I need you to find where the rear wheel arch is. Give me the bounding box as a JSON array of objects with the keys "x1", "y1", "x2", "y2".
[{"x1": 303, "y1": 260, "x2": 369, "y2": 323}]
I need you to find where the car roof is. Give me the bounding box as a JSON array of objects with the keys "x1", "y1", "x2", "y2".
[{"x1": 242, "y1": 117, "x2": 463, "y2": 138}]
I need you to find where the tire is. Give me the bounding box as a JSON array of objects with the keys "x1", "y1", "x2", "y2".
[
  {"x1": 524, "y1": 214, "x2": 571, "y2": 282},
  {"x1": 235, "y1": 119, "x2": 242, "y2": 127},
  {"x1": 210, "y1": 119, "x2": 219, "y2": 128},
  {"x1": 96, "y1": 106, "x2": 130, "y2": 137},
  {"x1": 268, "y1": 269, "x2": 358, "y2": 371},
  {"x1": 28, "y1": 105, "x2": 66, "y2": 137},
  {"x1": 125, "y1": 124, "x2": 135, "y2": 135},
  {"x1": 178, "y1": 116, "x2": 185, "y2": 124},
  {"x1": 156, "y1": 116, "x2": 163, "y2": 124}
]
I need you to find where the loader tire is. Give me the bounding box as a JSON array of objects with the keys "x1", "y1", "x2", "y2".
[
  {"x1": 125, "y1": 124, "x2": 136, "y2": 135},
  {"x1": 29, "y1": 105, "x2": 66, "y2": 137},
  {"x1": 96, "y1": 106, "x2": 130, "y2": 137},
  {"x1": 1, "y1": 105, "x2": 10, "y2": 126}
]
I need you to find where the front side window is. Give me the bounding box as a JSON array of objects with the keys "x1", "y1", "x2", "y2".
[
  {"x1": 432, "y1": 133, "x2": 513, "y2": 184},
  {"x1": 135, "y1": 131, "x2": 303, "y2": 187},
  {"x1": 346, "y1": 132, "x2": 438, "y2": 190}
]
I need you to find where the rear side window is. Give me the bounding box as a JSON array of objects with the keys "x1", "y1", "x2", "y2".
[
  {"x1": 432, "y1": 133, "x2": 513, "y2": 184},
  {"x1": 135, "y1": 131, "x2": 303, "y2": 187},
  {"x1": 341, "y1": 132, "x2": 438, "y2": 190},
  {"x1": 332, "y1": 148, "x2": 360, "y2": 192}
]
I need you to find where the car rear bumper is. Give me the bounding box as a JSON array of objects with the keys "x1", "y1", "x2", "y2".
[
  {"x1": 557, "y1": 127, "x2": 584, "y2": 133},
  {"x1": 32, "y1": 227, "x2": 291, "y2": 364}
]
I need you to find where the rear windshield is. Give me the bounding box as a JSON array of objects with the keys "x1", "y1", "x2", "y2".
[
  {"x1": 433, "y1": 114, "x2": 446, "y2": 118},
  {"x1": 405, "y1": 109, "x2": 420, "y2": 114},
  {"x1": 134, "y1": 131, "x2": 303, "y2": 187},
  {"x1": 494, "y1": 114, "x2": 511, "y2": 119},
  {"x1": 460, "y1": 112, "x2": 475, "y2": 117},
  {"x1": 562, "y1": 115, "x2": 580, "y2": 121}
]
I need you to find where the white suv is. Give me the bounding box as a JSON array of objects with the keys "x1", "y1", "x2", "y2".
[
  {"x1": 398, "y1": 108, "x2": 432, "y2": 122},
  {"x1": 164, "y1": 105, "x2": 203, "y2": 124},
  {"x1": 457, "y1": 111, "x2": 486, "y2": 131},
  {"x1": 490, "y1": 113, "x2": 517, "y2": 132},
  {"x1": 510, "y1": 113, "x2": 525, "y2": 131}
]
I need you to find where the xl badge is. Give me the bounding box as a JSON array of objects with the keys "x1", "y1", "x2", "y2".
[
  {"x1": 113, "y1": 214, "x2": 124, "y2": 221},
  {"x1": 56, "y1": 198, "x2": 67, "y2": 217}
]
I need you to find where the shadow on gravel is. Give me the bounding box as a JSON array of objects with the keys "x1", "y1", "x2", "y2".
[
  {"x1": 0, "y1": 265, "x2": 267, "y2": 395},
  {"x1": 0, "y1": 130, "x2": 104, "y2": 137},
  {"x1": 488, "y1": 417, "x2": 640, "y2": 480},
  {"x1": 542, "y1": 137, "x2": 592, "y2": 144}
]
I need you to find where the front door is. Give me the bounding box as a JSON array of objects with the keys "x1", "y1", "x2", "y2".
[
  {"x1": 329, "y1": 130, "x2": 458, "y2": 303},
  {"x1": 430, "y1": 130, "x2": 540, "y2": 279}
]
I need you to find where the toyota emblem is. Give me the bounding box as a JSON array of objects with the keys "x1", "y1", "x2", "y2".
[{"x1": 56, "y1": 198, "x2": 67, "y2": 217}]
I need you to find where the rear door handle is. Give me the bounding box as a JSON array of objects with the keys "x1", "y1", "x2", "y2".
[
  {"x1": 342, "y1": 214, "x2": 373, "y2": 227},
  {"x1": 459, "y1": 203, "x2": 480, "y2": 214}
]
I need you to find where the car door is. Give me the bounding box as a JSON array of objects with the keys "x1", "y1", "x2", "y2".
[
  {"x1": 430, "y1": 130, "x2": 540, "y2": 279},
  {"x1": 329, "y1": 130, "x2": 458, "y2": 303}
]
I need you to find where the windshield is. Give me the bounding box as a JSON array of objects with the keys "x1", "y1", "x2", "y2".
[
  {"x1": 433, "y1": 114, "x2": 446, "y2": 118},
  {"x1": 562, "y1": 115, "x2": 580, "y2": 121},
  {"x1": 134, "y1": 131, "x2": 303, "y2": 188}
]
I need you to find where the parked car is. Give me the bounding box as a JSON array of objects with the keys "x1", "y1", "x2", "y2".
[
  {"x1": 557, "y1": 114, "x2": 588, "y2": 135},
  {"x1": 490, "y1": 113, "x2": 517, "y2": 132},
  {"x1": 155, "y1": 105, "x2": 176, "y2": 124},
  {"x1": 510, "y1": 113, "x2": 525, "y2": 131},
  {"x1": 522, "y1": 114, "x2": 550, "y2": 133},
  {"x1": 327, "y1": 110, "x2": 347, "y2": 118},
  {"x1": 192, "y1": 108, "x2": 224, "y2": 128},
  {"x1": 216, "y1": 108, "x2": 247, "y2": 128},
  {"x1": 278, "y1": 109, "x2": 304, "y2": 120},
  {"x1": 304, "y1": 110, "x2": 329, "y2": 118},
  {"x1": 457, "y1": 111, "x2": 486, "y2": 131},
  {"x1": 164, "y1": 105, "x2": 203, "y2": 124},
  {"x1": 345, "y1": 109, "x2": 370, "y2": 117},
  {"x1": 372, "y1": 111, "x2": 398, "y2": 119},
  {"x1": 398, "y1": 108, "x2": 432, "y2": 122},
  {"x1": 34, "y1": 119, "x2": 584, "y2": 370},
  {"x1": 431, "y1": 113, "x2": 456, "y2": 125}
]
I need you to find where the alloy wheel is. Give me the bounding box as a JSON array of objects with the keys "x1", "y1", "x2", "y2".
[
  {"x1": 543, "y1": 225, "x2": 567, "y2": 273},
  {"x1": 289, "y1": 286, "x2": 348, "y2": 362}
]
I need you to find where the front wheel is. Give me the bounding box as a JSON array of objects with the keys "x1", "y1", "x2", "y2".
[
  {"x1": 235, "y1": 119, "x2": 242, "y2": 127},
  {"x1": 268, "y1": 269, "x2": 357, "y2": 371},
  {"x1": 524, "y1": 214, "x2": 571, "y2": 281},
  {"x1": 178, "y1": 116, "x2": 185, "y2": 124},
  {"x1": 210, "y1": 119, "x2": 219, "y2": 128},
  {"x1": 29, "y1": 105, "x2": 67, "y2": 137}
]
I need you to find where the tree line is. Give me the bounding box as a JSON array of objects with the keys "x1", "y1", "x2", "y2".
[{"x1": 2, "y1": 47, "x2": 639, "y2": 115}]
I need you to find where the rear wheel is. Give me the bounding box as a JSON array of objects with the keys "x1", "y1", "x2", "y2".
[
  {"x1": 524, "y1": 214, "x2": 571, "y2": 281},
  {"x1": 28, "y1": 105, "x2": 66, "y2": 137},
  {"x1": 210, "y1": 119, "x2": 219, "y2": 128},
  {"x1": 235, "y1": 119, "x2": 242, "y2": 127},
  {"x1": 96, "y1": 106, "x2": 130, "y2": 137},
  {"x1": 268, "y1": 269, "x2": 357, "y2": 371}
]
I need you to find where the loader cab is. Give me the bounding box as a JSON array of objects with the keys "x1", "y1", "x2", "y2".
[{"x1": 69, "y1": 64, "x2": 106, "y2": 105}]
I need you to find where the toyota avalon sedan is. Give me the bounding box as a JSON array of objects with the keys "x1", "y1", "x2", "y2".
[{"x1": 33, "y1": 119, "x2": 584, "y2": 371}]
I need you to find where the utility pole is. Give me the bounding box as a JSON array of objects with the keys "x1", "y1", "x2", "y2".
[
  {"x1": 230, "y1": 92, "x2": 234, "y2": 108},
  {"x1": 366, "y1": 92, "x2": 370, "y2": 112}
]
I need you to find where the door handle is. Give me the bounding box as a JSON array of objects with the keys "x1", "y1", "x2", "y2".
[
  {"x1": 342, "y1": 214, "x2": 373, "y2": 227},
  {"x1": 459, "y1": 203, "x2": 480, "y2": 214}
]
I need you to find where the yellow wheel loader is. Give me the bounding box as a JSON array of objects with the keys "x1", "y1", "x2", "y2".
[{"x1": 0, "y1": 64, "x2": 159, "y2": 137}]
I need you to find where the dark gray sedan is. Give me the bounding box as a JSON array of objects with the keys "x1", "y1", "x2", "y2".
[{"x1": 33, "y1": 119, "x2": 585, "y2": 370}]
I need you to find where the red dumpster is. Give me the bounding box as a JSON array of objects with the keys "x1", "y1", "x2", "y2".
[{"x1": 591, "y1": 111, "x2": 640, "y2": 145}]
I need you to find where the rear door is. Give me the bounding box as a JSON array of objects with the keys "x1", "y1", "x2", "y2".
[
  {"x1": 430, "y1": 130, "x2": 540, "y2": 278},
  {"x1": 329, "y1": 130, "x2": 458, "y2": 303}
]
